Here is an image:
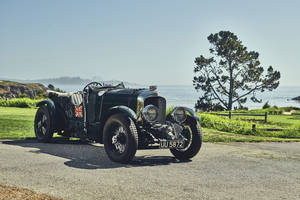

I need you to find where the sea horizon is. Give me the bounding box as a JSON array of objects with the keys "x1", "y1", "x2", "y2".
[{"x1": 51, "y1": 83, "x2": 300, "y2": 110}]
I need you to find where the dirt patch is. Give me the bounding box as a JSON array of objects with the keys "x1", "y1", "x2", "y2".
[{"x1": 0, "y1": 185, "x2": 61, "y2": 200}]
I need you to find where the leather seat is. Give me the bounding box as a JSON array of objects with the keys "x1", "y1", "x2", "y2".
[
  {"x1": 48, "y1": 90, "x2": 83, "y2": 105},
  {"x1": 70, "y1": 92, "x2": 83, "y2": 105}
]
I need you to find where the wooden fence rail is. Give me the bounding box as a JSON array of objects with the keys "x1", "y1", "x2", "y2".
[
  {"x1": 209, "y1": 112, "x2": 268, "y2": 122},
  {"x1": 204, "y1": 121, "x2": 300, "y2": 132},
  {"x1": 252, "y1": 126, "x2": 300, "y2": 132}
]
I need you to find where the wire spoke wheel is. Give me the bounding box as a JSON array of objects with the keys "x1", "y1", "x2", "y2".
[
  {"x1": 103, "y1": 114, "x2": 138, "y2": 164},
  {"x1": 111, "y1": 125, "x2": 127, "y2": 154},
  {"x1": 176, "y1": 126, "x2": 193, "y2": 152},
  {"x1": 34, "y1": 105, "x2": 53, "y2": 142},
  {"x1": 170, "y1": 116, "x2": 202, "y2": 160}
]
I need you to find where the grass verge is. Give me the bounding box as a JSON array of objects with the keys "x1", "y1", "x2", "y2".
[
  {"x1": 0, "y1": 107, "x2": 36, "y2": 139},
  {"x1": 202, "y1": 128, "x2": 300, "y2": 142}
]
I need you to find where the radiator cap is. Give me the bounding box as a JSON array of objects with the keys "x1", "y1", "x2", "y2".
[{"x1": 149, "y1": 85, "x2": 157, "y2": 91}]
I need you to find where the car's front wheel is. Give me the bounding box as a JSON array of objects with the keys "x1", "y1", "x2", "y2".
[
  {"x1": 103, "y1": 114, "x2": 138, "y2": 164},
  {"x1": 170, "y1": 116, "x2": 202, "y2": 160},
  {"x1": 34, "y1": 105, "x2": 54, "y2": 142}
]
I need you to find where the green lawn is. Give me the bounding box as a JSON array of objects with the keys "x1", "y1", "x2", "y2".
[
  {"x1": 231, "y1": 114, "x2": 300, "y2": 128},
  {"x1": 199, "y1": 112, "x2": 300, "y2": 140},
  {"x1": 206, "y1": 113, "x2": 300, "y2": 131},
  {"x1": 293, "y1": 110, "x2": 300, "y2": 115},
  {"x1": 202, "y1": 128, "x2": 300, "y2": 142},
  {"x1": 0, "y1": 107, "x2": 37, "y2": 139},
  {"x1": 1, "y1": 107, "x2": 300, "y2": 142}
]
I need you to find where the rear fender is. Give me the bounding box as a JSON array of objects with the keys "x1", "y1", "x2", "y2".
[{"x1": 36, "y1": 99, "x2": 56, "y2": 127}]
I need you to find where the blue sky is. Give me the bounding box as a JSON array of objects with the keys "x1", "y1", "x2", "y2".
[{"x1": 1, "y1": 0, "x2": 300, "y2": 86}]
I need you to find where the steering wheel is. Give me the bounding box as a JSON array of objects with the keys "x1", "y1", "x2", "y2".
[{"x1": 83, "y1": 82, "x2": 103, "y2": 93}]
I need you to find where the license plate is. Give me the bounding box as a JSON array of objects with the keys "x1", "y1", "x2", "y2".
[{"x1": 159, "y1": 140, "x2": 185, "y2": 149}]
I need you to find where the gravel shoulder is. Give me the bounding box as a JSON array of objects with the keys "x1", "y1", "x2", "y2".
[
  {"x1": 0, "y1": 140, "x2": 299, "y2": 200},
  {"x1": 0, "y1": 185, "x2": 61, "y2": 200}
]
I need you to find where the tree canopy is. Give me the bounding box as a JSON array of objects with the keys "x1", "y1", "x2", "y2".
[{"x1": 193, "y1": 31, "x2": 280, "y2": 111}]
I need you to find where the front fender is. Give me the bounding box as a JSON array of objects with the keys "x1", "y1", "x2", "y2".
[
  {"x1": 167, "y1": 106, "x2": 200, "y2": 122},
  {"x1": 107, "y1": 106, "x2": 137, "y2": 122}
]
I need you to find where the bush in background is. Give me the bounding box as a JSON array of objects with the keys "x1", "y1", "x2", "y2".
[
  {"x1": 262, "y1": 101, "x2": 271, "y2": 109},
  {"x1": 166, "y1": 106, "x2": 175, "y2": 115},
  {"x1": 47, "y1": 84, "x2": 65, "y2": 93},
  {"x1": 0, "y1": 98, "x2": 42, "y2": 108}
]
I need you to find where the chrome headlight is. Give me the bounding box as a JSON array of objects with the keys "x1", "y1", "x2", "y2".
[
  {"x1": 142, "y1": 105, "x2": 159, "y2": 123},
  {"x1": 173, "y1": 107, "x2": 187, "y2": 123}
]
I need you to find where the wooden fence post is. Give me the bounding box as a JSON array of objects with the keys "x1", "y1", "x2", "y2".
[
  {"x1": 265, "y1": 112, "x2": 267, "y2": 123},
  {"x1": 252, "y1": 124, "x2": 256, "y2": 131},
  {"x1": 229, "y1": 111, "x2": 232, "y2": 119}
]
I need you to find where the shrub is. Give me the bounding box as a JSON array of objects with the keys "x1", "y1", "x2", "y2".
[
  {"x1": 48, "y1": 84, "x2": 55, "y2": 90},
  {"x1": 166, "y1": 106, "x2": 175, "y2": 115},
  {"x1": 273, "y1": 105, "x2": 278, "y2": 109},
  {"x1": 282, "y1": 106, "x2": 300, "y2": 112},
  {"x1": 36, "y1": 89, "x2": 45, "y2": 98},
  {"x1": 234, "y1": 105, "x2": 248, "y2": 111},
  {"x1": 0, "y1": 98, "x2": 43, "y2": 108},
  {"x1": 19, "y1": 93, "x2": 28, "y2": 98},
  {"x1": 198, "y1": 113, "x2": 253, "y2": 135},
  {"x1": 47, "y1": 84, "x2": 65, "y2": 93},
  {"x1": 262, "y1": 101, "x2": 271, "y2": 109}
]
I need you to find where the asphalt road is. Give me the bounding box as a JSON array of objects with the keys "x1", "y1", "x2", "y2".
[{"x1": 0, "y1": 140, "x2": 299, "y2": 200}]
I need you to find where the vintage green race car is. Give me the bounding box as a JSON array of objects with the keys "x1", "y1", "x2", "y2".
[{"x1": 34, "y1": 82, "x2": 202, "y2": 163}]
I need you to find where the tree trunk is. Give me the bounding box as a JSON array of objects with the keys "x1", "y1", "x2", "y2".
[{"x1": 228, "y1": 62, "x2": 233, "y2": 110}]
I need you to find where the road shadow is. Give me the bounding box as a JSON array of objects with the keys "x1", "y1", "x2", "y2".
[{"x1": 2, "y1": 139, "x2": 187, "y2": 170}]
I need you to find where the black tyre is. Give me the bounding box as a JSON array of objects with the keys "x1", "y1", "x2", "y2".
[
  {"x1": 170, "y1": 116, "x2": 202, "y2": 160},
  {"x1": 34, "y1": 105, "x2": 54, "y2": 142},
  {"x1": 103, "y1": 114, "x2": 138, "y2": 164}
]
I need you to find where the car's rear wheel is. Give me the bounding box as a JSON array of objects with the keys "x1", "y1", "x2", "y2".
[
  {"x1": 103, "y1": 114, "x2": 138, "y2": 164},
  {"x1": 170, "y1": 116, "x2": 202, "y2": 160},
  {"x1": 34, "y1": 105, "x2": 54, "y2": 142}
]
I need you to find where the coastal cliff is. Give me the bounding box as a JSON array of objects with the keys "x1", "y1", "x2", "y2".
[{"x1": 0, "y1": 80, "x2": 47, "y2": 99}]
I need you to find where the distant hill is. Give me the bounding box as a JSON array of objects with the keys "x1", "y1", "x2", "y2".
[
  {"x1": 0, "y1": 80, "x2": 47, "y2": 99},
  {"x1": 34, "y1": 76, "x2": 91, "y2": 85},
  {"x1": 292, "y1": 96, "x2": 300, "y2": 101},
  {"x1": 1, "y1": 76, "x2": 142, "y2": 88}
]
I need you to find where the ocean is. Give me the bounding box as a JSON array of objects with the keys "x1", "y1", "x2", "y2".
[{"x1": 54, "y1": 84, "x2": 300, "y2": 110}]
